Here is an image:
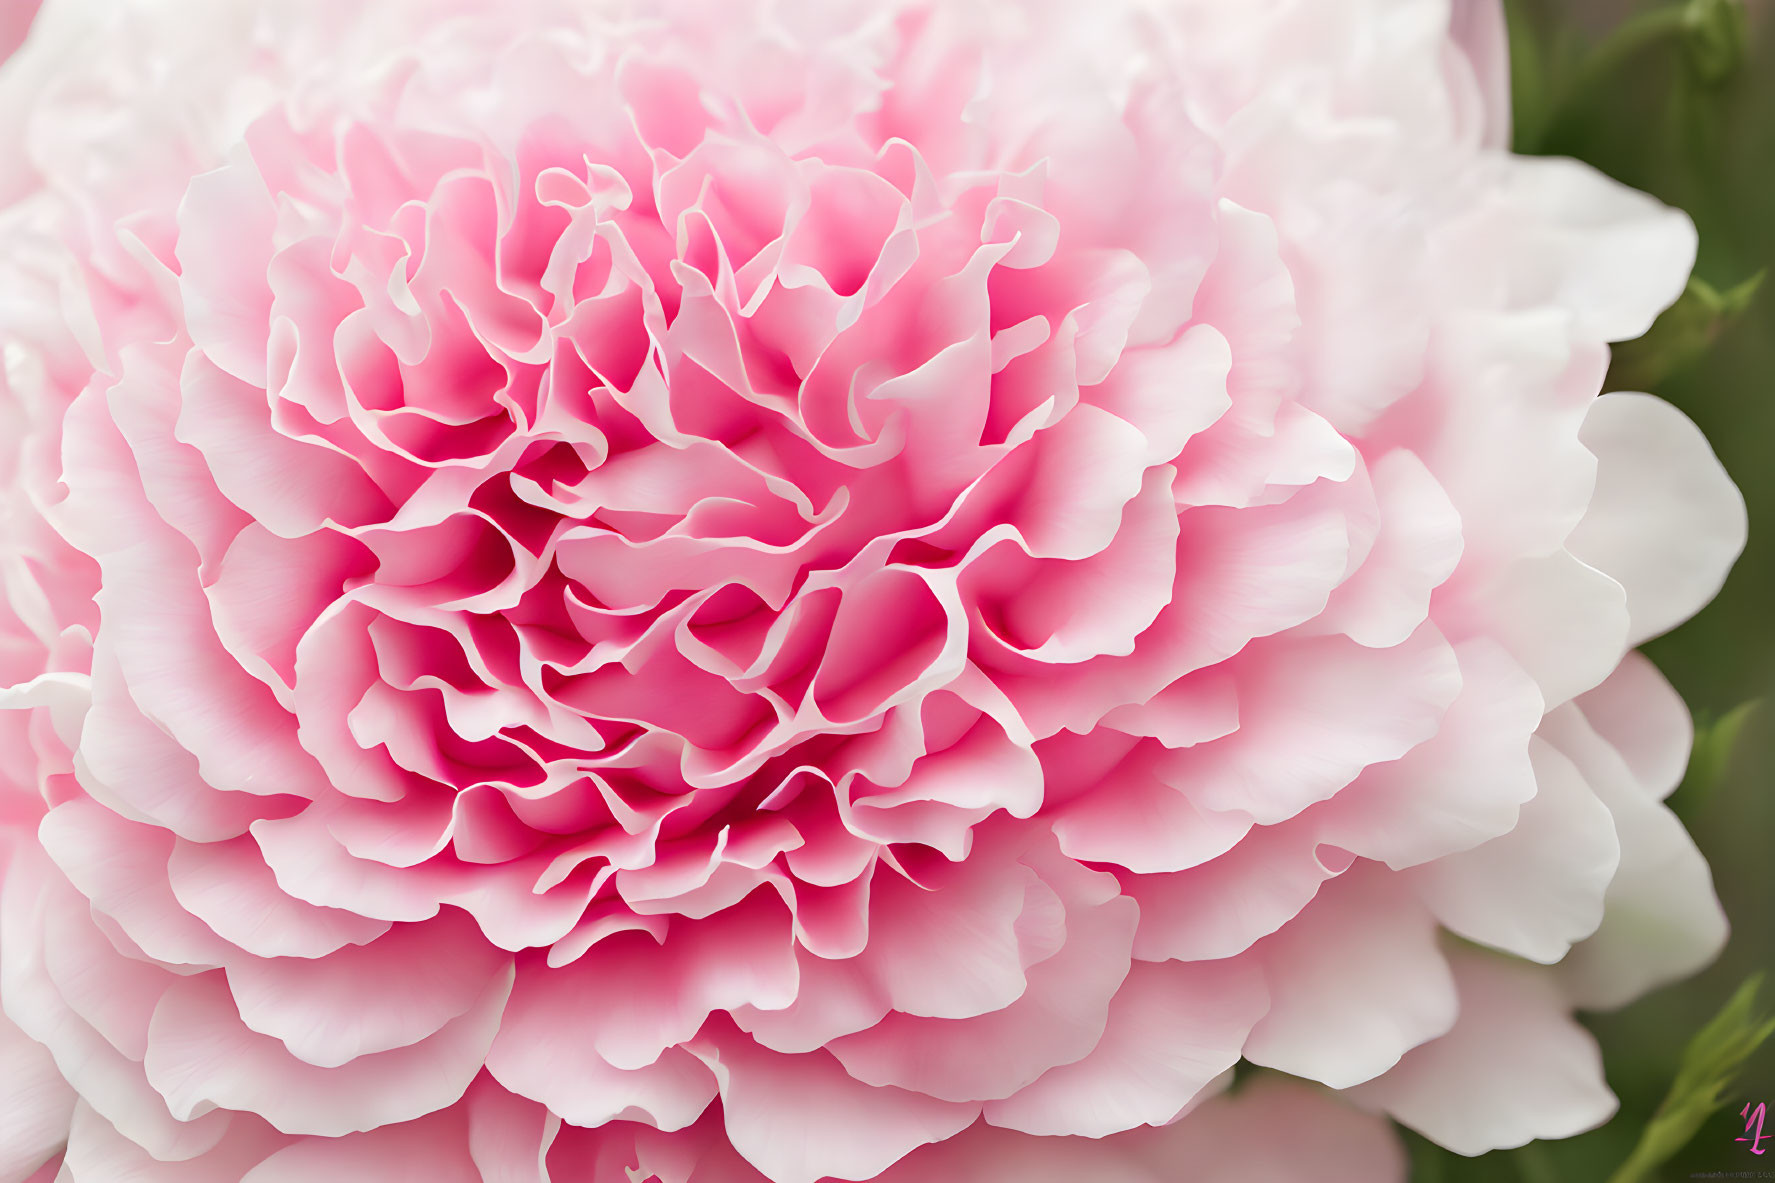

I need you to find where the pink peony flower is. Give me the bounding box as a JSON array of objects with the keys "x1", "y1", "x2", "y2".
[{"x1": 0, "y1": 0, "x2": 1746, "y2": 1180}]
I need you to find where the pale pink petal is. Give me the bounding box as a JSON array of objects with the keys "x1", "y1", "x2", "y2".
[
  {"x1": 1312, "y1": 449, "x2": 1463, "y2": 648},
  {"x1": 249, "y1": 810, "x2": 446, "y2": 926},
  {"x1": 1313, "y1": 638, "x2": 1542, "y2": 868},
  {"x1": 1158, "y1": 625, "x2": 1461, "y2": 825},
  {"x1": 1051, "y1": 738, "x2": 1253, "y2": 876},
  {"x1": 489, "y1": 890, "x2": 794, "y2": 1070},
  {"x1": 89, "y1": 537, "x2": 334, "y2": 803},
  {"x1": 991, "y1": 487, "x2": 1353, "y2": 738},
  {"x1": 0, "y1": 0, "x2": 42, "y2": 68},
  {"x1": 224, "y1": 910, "x2": 510, "y2": 1068},
  {"x1": 1480, "y1": 551, "x2": 1630, "y2": 709},
  {"x1": 869, "y1": 1121, "x2": 1159, "y2": 1183},
  {"x1": 166, "y1": 835, "x2": 392, "y2": 960},
  {"x1": 983, "y1": 957, "x2": 1267, "y2": 1137},
  {"x1": 839, "y1": 849, "x2": 1042, "y2": 1022},
  {"x1": 36, "y1": 802, "x2": 233, "y2": 969},
  {"x1": 1089, "y1": 323, "x2": 1231, "y2": 466},
  {"x1": 144, "y1": 968, "x2": 512, "y2": 1137},
  {"x1": 37, "y1": 877, "x2": 170, "y2": 1060},
  {"x1": 1118, "y1": 1074, "x2": 1407, "y2": 1183},
  {"x1": 173, "y1": 353, "x2": 390, "y2": 538},
  {"x1": 464, "y1": 1081, "x2": 557, "y2": 1183},
  {"x1": 1408, "y1": 735, "x2": 1619, "y2": 963},
  {"x1": 0, "y1": 1007, "x2": 73, "y2": 1183},
  {"x1": 690, "y1": 1027, "x2": 976, "y2": 1183},
  {"x1": 174, "y1": 156, "x2": 276, "y2": 387},
  {"x1": 74, "y1": 648, "x2": 279, "y2": 843},
  {"x1": 1492, "y1": 157, "x2": 1697, "y2": 343},
  {"x1": 1, "y1": 850, "x2": 230, "y2": 1161},
  {"x1": 1574, "y1": 651, "x2": 1690, "y2": 801},
  {"x1": 1448, "y1": 0, "x2": 1511, "y2": 149},
  {"x1": 1003, "y1": 406, "x2": 1151, "y2": 562},
  {"x1": 1566, "y1": 393, "x2": 1747, "y2": 645},
  {"x1": 827, "y1": 855, "x2": 1136, "y2": 1103},
  {"x1": 1350, "y1": 946, "x2": 1616, "y2": 1155},
  {"x1": 486, "y1": 1023, "x2": 717, "y2": 1133},
  {"x1": 206, "y1": 524, "x2": 371, "y2": 701},
  {"x1": 57, "y1": 1102, "x2": 282, "y2": 1183},
  {"x1": 1544, "y1": 705, "x2": 1728, "y2": 1010},
  {"x1": 1403, "y1": 312, "x2": 1600, "y2": 571},
  {"x1": 1245, "y1": 862, "x2": 1457, "y2": 1089},
  {"x1": 1123, "y1": 819, "x2": 1352, "y2": 963},
  {"x1": 239, "y1": 1109, "x2": 479, "y2": 1183}
]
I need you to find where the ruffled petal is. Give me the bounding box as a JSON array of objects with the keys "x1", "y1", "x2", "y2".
[
  {"x1": 1566, "y1": 393, "x2": 1747, "y2": 645},
  {"x1": 1350, "y1": 946, "x2": 1615, "y2": 1154}
]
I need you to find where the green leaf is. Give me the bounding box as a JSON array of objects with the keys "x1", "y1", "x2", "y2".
[
  {"x1": 1681, "y1": 0, "x2": 1751, "y2": 85},
  {"x1": 1518, "y1": 0, "x2": 1748, "y2": 154},
  {"x1": 1605, "y1": 975, "x2": 1775, "y2": 1183},
  {"x1": 1606, "y1": 271, "x2": 1763, "y2": 392},
  {"x1": 1673, "y1": 698, "x2": 1761, "y2": 813}
]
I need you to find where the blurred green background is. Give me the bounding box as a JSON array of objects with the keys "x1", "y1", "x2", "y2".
[{"x1": 1413, "y1": 0, "x2": 1775, "y2": 1178}]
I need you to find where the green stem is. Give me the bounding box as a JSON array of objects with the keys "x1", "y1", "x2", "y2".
[
  {"x1": 1524, "y1": 4, "x2": 1688, "y2": 152},
  {"x1": 1512, "y1": 1142, "x2": 1562, "y2": 1183},
  {"x1": 1605, "y1": 1134, "x2": 1667, "y2": 1183},
  {"x1": 1570, "y1": 5, "x2": 1690, "y2": 96}
]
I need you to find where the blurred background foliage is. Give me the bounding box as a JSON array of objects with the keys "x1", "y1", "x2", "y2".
[{"x1": 1411, "y1": 0, "x2": 1775, "y2": 1177}]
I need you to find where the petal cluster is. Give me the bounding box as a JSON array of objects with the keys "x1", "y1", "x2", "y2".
[{"x1": 0, "y1": 1, "x2": 1746, "y2": 1181}]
